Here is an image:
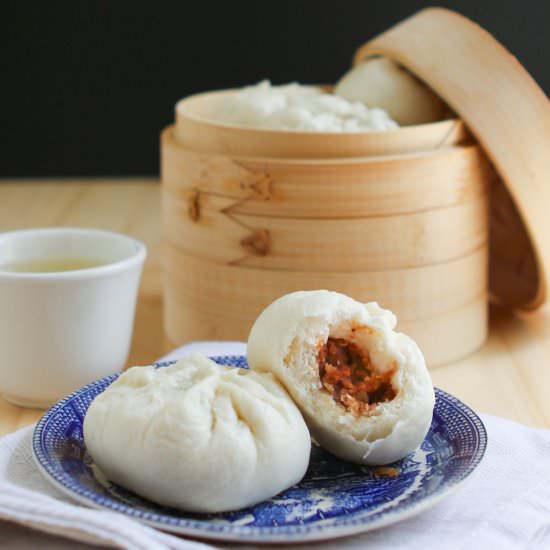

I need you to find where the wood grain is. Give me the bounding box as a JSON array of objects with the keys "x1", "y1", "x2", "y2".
[
  {"x1": 163, "y1": 191, "x2": 488, "y2": 270},
  {"x1": 162, "y1": 128, "x2": 493, "y2": 219},
  {"x1": 0, "y1": 180, "x2": 548, "y2": 436},
  {"x1": 164, "y1": 243, "x2": 487, "y2": 320}
]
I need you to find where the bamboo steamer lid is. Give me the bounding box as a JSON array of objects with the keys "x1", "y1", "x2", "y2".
[{"x1": 354, "y1": 7, "x2": 550, "y2": 310}]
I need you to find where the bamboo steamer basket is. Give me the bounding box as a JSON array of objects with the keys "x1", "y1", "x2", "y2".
[
  {"x1": 160, "y1": 6, "x2": 550, "y2": 367},
  {"x1": 162, "y1": 109, "x2": 490, "y2": 366}
]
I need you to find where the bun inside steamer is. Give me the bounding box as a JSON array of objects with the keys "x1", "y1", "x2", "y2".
[
  {"x1": 335, "y1": 56, "x2": 446, "y2": 125},
  {"x1": 247, "y1": 290, "x2": 436, "y2": 465}
]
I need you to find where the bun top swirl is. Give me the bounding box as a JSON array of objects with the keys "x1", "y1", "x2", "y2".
[{"x1": 83, "y1": 353, "x2": 311, "y2": 512}]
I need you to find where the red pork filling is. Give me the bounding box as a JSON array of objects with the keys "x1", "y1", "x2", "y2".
[{"x1": 318, "y1": 337, "x2": 397, "y2": 415}]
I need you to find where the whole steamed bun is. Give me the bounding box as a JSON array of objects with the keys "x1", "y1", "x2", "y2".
[
  {"x1": 83, "y1": 353, "x2": 311, "y2": 513},
  {"x1": 247, "y1": 290, "x2": 435, "y2": 465},
  {"x1": 335, "y1": 56, "x2": 446, "y2": 125}
]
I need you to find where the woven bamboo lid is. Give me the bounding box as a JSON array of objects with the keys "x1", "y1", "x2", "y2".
[{"x1": 354, "y1": 7, "x2": 550, "y2": 310}]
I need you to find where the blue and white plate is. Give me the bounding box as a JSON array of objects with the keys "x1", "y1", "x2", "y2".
[{"x1": 33, "y1": 356, "x2": 487, "y2": 543}]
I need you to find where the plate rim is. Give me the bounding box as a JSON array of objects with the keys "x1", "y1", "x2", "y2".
[{"x1": 32, "y1": 356, "x2": 488, "y2": 543}]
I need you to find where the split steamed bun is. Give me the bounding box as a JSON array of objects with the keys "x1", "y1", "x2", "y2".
[
  {"x1": 335, "y1": 57, "x2": 446, "y2": 125},
  {"x1": 247, "y1": 291, "x2": 435, "y2": 465},
  {"x1": 83, "y1": 353, "x2": 311, "y2": 513}
]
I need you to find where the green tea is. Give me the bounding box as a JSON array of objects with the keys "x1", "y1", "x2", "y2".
[{"x1": 0, "y1": 258, "x2": 108, "y2": 273}]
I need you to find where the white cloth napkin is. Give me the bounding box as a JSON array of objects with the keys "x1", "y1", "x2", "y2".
[{"x1": 0, "y1": 341, "x2": 549, "y2": 550}]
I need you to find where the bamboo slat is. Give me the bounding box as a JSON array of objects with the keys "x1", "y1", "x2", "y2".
[
  {"x1": 164, "y1": 247, "x2": 487, "y2": 368},
  {"x1": 164, "y1": 244, "x2": 487, "y2": 340},
  {"x1": 162, "y1": 128, "x2": 493, "y2": 219},
  {"x1": 400, "y1": 298, "x2": 487, "y2": 367},
  {"x1": 163, "y1": 191, "x2": 488, "y2": 271}
]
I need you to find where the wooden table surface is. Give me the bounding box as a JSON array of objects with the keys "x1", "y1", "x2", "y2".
[{"x1": 0, "y1": 179, "x2": 549, "y2": 436}]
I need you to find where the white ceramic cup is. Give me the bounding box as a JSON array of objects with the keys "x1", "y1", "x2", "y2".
[{"x1": 0, "y1": 227, "x2": 147, "y2": 408}]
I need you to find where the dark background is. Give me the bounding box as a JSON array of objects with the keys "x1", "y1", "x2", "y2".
[{"x1": 3, "y1": 0, "x2": 549, "y2": 178}]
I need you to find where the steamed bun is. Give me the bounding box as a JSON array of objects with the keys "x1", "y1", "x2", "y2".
[
  {"x1": 83, "y1": 353, "x2": 311, "y2": 513},
  {"x1": 335, "y1": 56, "x2": 446, "y2": 125},
  {"x1": 247, "y1": 291, "x2": 435, "y2": 465}
]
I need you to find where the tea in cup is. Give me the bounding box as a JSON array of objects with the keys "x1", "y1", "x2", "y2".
[{"x1": 0, "y1": 227, "x2": 146, "y2": 408}]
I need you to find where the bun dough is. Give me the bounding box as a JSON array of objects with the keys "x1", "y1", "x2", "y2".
[
  {"x1": 83, "y1": 353, "x2": 311, "y2": 513},
  {"x1": 212, "y1": 80, "x2": 398, "y2": 132},
  {"x1": 335, "y1": 57, "x2": 446, "y2": 125},
  {"x1": 247, "y1": 291, "x2": 435, "y2": 465}
]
